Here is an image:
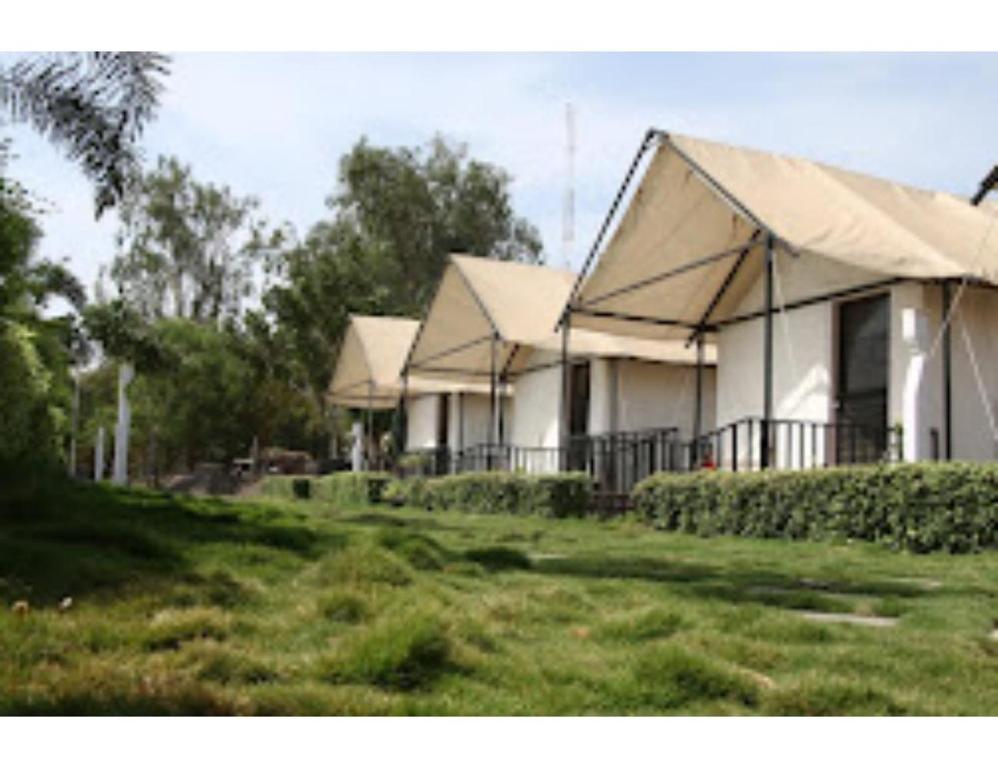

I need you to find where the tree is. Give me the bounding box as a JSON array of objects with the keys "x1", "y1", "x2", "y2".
[
  {"x1": 332, "y1": 135, "x2": 543, "y2": 312},
  {"x1": 265, "y1": 136, "x2": 544, "y2": 454},
  {"x1": 0, "y1": 53, "x2": 169, "y2": 216},
  {"x1": 0, "y1": 145, "x2": 87, "y2": 472},
  {"x1": 110, "y1": 155, "x2": 282, "y2": 324}
]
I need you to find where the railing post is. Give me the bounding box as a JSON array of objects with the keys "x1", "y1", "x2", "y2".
[
  {"x1": 559, "y1": 310, "x2": 571, "y2": 472},
  {"x1": 488, "y1": 331, "x2": 497, "y2": 471},
  {"x1": 732, "y1": 423, "x2": 739, "y2": 472},
  {"x1": 692, "y1": 331, "x2": 705, "y2": 466},
  {"x1": 761, "y1": 234, "x2": 775, "y2": 469},
  {"x1": 941, "y1": 280, "x2": 953, "y2": 461},
  {"x1": 798, "y1": 422, "x2": 804, "y2": 469}
]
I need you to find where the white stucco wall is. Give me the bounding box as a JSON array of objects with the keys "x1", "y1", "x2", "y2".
[
  {"x1": 406, "y1": 391, "x2": 508, "y2": 452},
  {"x1": 950, "y1": 286, "x2": 998, "y2": 460},
  {"x1": 405, "y1": 394, "x2": 439, "y2": 451},
  {"x1": 509, "y1": 349, "x2": 563, "y2": 450},
  {"x1": 614, "y1": 359, "x2": 716, "y2": 440},
  {"x1": 447, "y1": 392, "x2": 485, "y2": 450},
  {"x1": 715, "y1": 251, "x2": 889, "y2": 468},
  {"x1": 716, "y1": 301, "x2": 835, "y2": 427},
  {"x1": 506, "y1": 347, "x2": 717, "y2": 476},
  {"x1": 714, "y1": 249, "x2": 998, "y2": 466},
  {"x1": 888, "y1": 282, "x2": 943, "y2": 460}
]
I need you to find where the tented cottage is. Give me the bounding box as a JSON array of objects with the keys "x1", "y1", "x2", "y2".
[
  {"x1": 327, "y1": 314, "x2": 491, "y2": 469},
  {"x1": 404, "y1": 254, "x2": 717, "y2": 487},
  {"x1": 568, "y1": 129, "x2": 998, "y2": 469}
]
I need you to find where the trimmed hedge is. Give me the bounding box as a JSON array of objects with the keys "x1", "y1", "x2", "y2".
[
  {"x1": 386, "y1": 472, "x2": 593, "y2": 518},
  {"x1": 632, "y1": 462, "x2": 998, "y2": 553},
  {"x1": 314, "y1": 472, "x2": 390, "y2": 506},
  {"x1": 260, "y1": 472, "x2": 389, "y2": 506},
  {"x1": 259, "y1": 475, "x2": 312, "y2": 500}
]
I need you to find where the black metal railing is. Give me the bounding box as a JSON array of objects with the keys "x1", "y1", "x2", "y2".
[
  {"x1": 397, "y1": 427, "x2": 685, "y2": 495},
  {"x1": 395, "y1": 418, "x2": 902, "y2": 494},
  {"x1": 684, "y1": 417, "x2": 902, "y2": 472},
  {"x1": 563, "y1": 427, "x2": 683, "y2": 495}
]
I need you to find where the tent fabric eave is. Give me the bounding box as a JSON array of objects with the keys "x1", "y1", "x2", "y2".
[{"x1": 570, "y1": 131, "x2": 998, "y2": 341}]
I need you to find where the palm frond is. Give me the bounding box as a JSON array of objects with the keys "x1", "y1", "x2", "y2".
[{"x1": 0, "y1": 52, "x2": 170, "y2": 217}]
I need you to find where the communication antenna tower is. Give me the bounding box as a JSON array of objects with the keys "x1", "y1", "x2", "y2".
[{"x1": 562, "y1": 102, "x2": 576, "y2": 271}]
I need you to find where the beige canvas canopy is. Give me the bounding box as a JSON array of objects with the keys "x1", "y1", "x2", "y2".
[
  {"x1": 327, "y1": 314, "x2": 489, "y2": 411},
  {"x1": 406, "y1": 254, "x2": 716, "y2": 385},
  {"x1": 571, "y1": 130, "x2": 998, "y2": 341}
]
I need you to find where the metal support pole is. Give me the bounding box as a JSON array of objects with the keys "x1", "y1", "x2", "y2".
[
  {"x1": 761, "y1": 235, "x2": 775, "y2": 469},
  {"x1": 366, "y1": 381, "x2": 374, "y2": 471},
  {"x1": 942, "y1": 280, "x2": 953, "y2": 460},
  {"x1": 498, "y1": 375, "x2": 506, "y2": 447},
  {"x1": 458, "y1": 392, "x2": 465, "y2": 452},
  {"x1": 488, "y1": 332, "x2": 497, "y2": 469},
  {"x1": 560, "y1": 311, "x2": 571, "y2": 471},
  {"x1": 693, "y1": 333, "x2": 704, "y2": 466},
  {"x1": 69, "y1": 371, "x2": 80, "y2": 478},
  {"x1": 400, "y1": 369, "x2": 409, "y2": 455}
]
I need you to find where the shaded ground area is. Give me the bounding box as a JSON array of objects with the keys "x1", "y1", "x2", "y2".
[{"x1": 3, "y1": 481, "x2": 998, "y2": 715}]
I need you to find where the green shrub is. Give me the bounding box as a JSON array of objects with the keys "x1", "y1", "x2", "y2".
[
  {"x1": 632, "y1": 463, "x2": 998, "y2": 553},
  {"x1": 313, "y1": 472, "x2": 390, "y2": 506},
  {"x1": 383, "y1": 476, "x2": 431, "y2": 508},
  {"x1": 526, "y1": 473, "x2": 594, "y2": 518},
  {"x1": 0, "y1": 321, "x2": 64, "y2": 468},
  {"x1": 423, "y1": 472, "x2": 593, "y2": 517},
  {"x1": 259, "y1": 475, "x2": 309, "y2": 500},
  {"x1": 260, "y1": 472, "x2": 391, "y2": 506},
  {"x1": 291, "y1": 478, "x2": 311, "y2": 499}
]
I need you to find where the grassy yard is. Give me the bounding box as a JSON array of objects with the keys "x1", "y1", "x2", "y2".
[{"x1": 2, "y1": 480, "x2": 998, "y2": 715}]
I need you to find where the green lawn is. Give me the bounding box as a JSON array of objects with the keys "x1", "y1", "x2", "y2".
[{"x1": 2, "y1": 480, "x2": 998, "y2": 715}]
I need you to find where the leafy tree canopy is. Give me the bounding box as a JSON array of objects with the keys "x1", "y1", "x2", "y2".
[
  {"x1": 265, "y1": 135, "x2": 544, "y2": 416},
  {"x1": 109, "y1": 155, "x2": 285, "y2": 325}
]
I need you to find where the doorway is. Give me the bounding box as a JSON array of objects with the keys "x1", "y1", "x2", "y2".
[
  {"x1": 836, "y1": 294, "x2": 889, "y2": 463},
  {"x1": 568, "y1": 362, "x2": 591, "y2": 470},
  {"x1": 435, "y1": 393, "x2": 450, "y2": 474}
]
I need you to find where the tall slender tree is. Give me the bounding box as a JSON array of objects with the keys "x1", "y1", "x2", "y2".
[{"x1": 110, "y1": 155, "x2": 284, "y2": 324}]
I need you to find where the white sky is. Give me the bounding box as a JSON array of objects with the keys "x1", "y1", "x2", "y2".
[{"x1": 3, "y1": 52, "x2": 997, "y2": 302}]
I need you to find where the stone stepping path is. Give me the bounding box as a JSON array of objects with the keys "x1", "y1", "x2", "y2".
[
  {"x1": 798, "y1": 611, "x2": 898, "y2": 628},
  {"x1": 886, "y1": 576, "x2": 943, "y2": 591}
]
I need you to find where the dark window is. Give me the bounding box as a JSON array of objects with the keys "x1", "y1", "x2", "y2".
[
  {"x1": 836, "y1": 294, "x2": 889, "y2": 462},
  {"x1": 569, "y1": 362, "x2": 590, "y2": 437},
  {"x1": 436, "y1": 393, "x2": 449, "y2": 448}
]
